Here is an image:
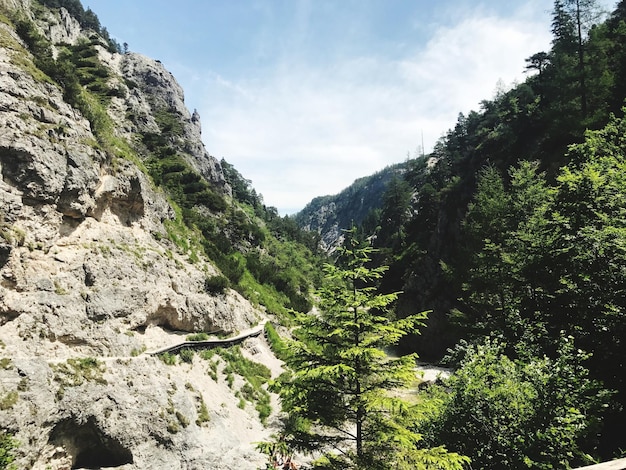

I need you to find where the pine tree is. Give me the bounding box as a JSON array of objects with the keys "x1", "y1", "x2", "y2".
[{"x1": 273, "y1": 229, "x2": 469, "y2": 469}]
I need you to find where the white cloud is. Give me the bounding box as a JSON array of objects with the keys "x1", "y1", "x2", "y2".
[{"x1": 197, "y1": 7, "x2": 552, "y2": 215}]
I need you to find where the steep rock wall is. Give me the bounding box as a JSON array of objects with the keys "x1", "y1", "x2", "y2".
[{"x1": 0, "y1": 2, "x2": 277, "y2": 468}]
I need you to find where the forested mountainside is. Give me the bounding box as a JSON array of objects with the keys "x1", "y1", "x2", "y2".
[
  {"x1": 0, "y1": 0, "x2": 324, "y2": 467},
  {"x1": 294, "y1": 162, "x2": 407, "y2": 252},
  {"x1": 295, "y1": 0, "x2": 626, "y2": 465}
]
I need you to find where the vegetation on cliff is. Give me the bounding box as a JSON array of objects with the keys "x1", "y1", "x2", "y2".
[
  {"x1": 305, "y1": 0, "x2": 626, "y2": 465},
  {"x1": 7, "y1": 0, "x2": 326, "y2": 322}
]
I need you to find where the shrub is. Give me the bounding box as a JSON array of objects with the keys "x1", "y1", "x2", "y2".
[
  {"x1": 179, "y1": 348, "x2": 194, "y2": 364},
  {"x1": 52, "y1": 357, "x2": 107, "y2": 388},
  {"x1": 264, "y1": 322, "x2": 289, "y2": 361},
  {"x1": 0, "y1": 432, "x2": 16, "y2": 470},
  {"x1": 204, "y1": 275, "x2": 229, "y2": 294},
  {"x1": 186, "y1": 333, "x2": 209, "y2": 342},
  {"x1": 0, "y1": 392, "x2": 17, "y2": 411},
  {"x1": 158, "y1": 352, "x2": 177, "y2": 366},
  {"x1": 196, "y1": 397, "x2": 210, "y2": 426},
  {"x1": 419, "y1": 338, "x2": 614, "y2": 469},
  {"x1": 166, "y1": 422, "x2": 179, "y2": 434},
  {"x1": 175, "y1": 411, "x2": 189, "y2": 428},
  {"x1": 130, "y1": 345, "x2": 146, "y2": 357}
]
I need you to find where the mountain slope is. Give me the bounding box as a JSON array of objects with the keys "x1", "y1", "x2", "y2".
[
  {"x1": 0, "y1": 1, "x2": 290, "y2": 468},
  {"x1": 294, "y1": 161, "x2": 408, "y2": 251}
]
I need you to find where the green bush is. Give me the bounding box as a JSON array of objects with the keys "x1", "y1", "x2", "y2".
[
  {"x1": 130, "y1": 345, "x2": 146, "y2": 357},
  {"x1": 179, "y1": 348, "x2": 194, "y2": 364},
  {"x1": 158, "y1": 352, "x2": 177, "y2": 366},
  {"x1": 0, "y1": 392, "x2": 17, "y2": 411},
  {"x1": 204, "y1": 275, "x2": 229, "y2": 294},
  {"x1": 186, "y1": 332, "x2": 209, "y2": 342},
  {"x1": 0, "y1": 432, "x2": 16, "y2": 470},
  {"x1": 419, "y1": 338, "x2": 614, "y2": 469},
  {"x1": 264, "y1": 322, "x2": 289, "y2": 361},
  {"x1": 196, "y1": 397, "x2": 210, "y2": 426},
  {"x1": 215, "y1": 346, "x2": 272, "y2": 422}
]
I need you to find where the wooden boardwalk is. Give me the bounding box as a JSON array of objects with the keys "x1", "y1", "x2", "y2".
[{"x1": 147, "y1": 324, "x2": 264, "y2": 356}]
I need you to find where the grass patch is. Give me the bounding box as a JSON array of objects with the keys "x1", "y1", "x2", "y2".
[
  {"x1": 264, "y1": 322, "x2": 290, "y2": 361},
  {"x1": 196, "y1": 396, "x2": 210, "y2": 426},
  {"x1": 164, "y1": 397, "x2": 188, "y2": 433},
  {"x1": 166, "y1": 422, "x2": 179, "y2": 434},
  {"x1": 0, "y1": 430, "x2": 17, "y2": 470},
  {"x1": 179, "y1": 348, "x2": 194, "y2": 364},
  {"x1": 212, "y1": 346, "x2": 273, "y2": 424},
  {"x1": 186, "y1": 333, "x2": 209, "y2": 342},
  {"x1": 175, "y1": 410, "x2": 189, "y2": 428},
  {"x1": 158, "y1": 352, "x2": 177, "y2": 366},
  {"x1": 52, "y1": 357, "x2": 107, "y2": 388},
  {"x1": 0, "y1": 391, "x2": 17, "y2": 410},
  {"x1": 130, "y1": 345, "x2": 146, "y2": 357}
]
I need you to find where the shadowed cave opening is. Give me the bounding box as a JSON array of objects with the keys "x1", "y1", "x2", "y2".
[{"x1": 49, "y1": 417, "x2": 133, "y2": 469}]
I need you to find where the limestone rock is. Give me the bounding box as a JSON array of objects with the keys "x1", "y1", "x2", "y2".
[
  {"x1": 117, "y1": 52, "x2": 230, "y2": 194},
  {"x1": 0, "y1": 2, "x2": 281, "y2": 468}
]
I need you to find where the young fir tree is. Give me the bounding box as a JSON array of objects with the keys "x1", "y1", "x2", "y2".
[{"x1": 273, "y1": 229, "x2": 469, "y2": 470}]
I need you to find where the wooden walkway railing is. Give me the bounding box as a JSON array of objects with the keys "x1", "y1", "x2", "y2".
[{"x1": 147, "y1": 324, "x2": 264, "y2": 356}]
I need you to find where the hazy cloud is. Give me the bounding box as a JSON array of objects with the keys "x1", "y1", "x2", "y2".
[{"x1": 196, "y1": 12, "x2": 549, "y2": 214}]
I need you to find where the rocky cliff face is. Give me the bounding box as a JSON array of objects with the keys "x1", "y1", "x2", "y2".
[
  {"x1": 0, "y1": 2, "x2": 279, "y2": 468},
  {"x1": 295, "y1": 163, "x2": 407, "y2": 252}
]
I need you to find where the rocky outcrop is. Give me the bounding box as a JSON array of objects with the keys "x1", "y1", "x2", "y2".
[
  {"x1": 116, "y1": 52, "x2": 230, "y2": 194},
  {"x1": 0, "y1": 2, "x2": 277, "y2": 468},
  {"x1": 4, "y1": 341, "x2": 276, "y2": 470}
]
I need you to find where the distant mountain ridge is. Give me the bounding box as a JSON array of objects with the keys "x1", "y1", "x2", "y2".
[{"x1": 294, "y1": 161, "x2": 408, "y2": 251}]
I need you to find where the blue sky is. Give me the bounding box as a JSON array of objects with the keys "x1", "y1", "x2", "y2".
[{"x1": 83, "y1": 0, "x2": 617, "y2": 215}]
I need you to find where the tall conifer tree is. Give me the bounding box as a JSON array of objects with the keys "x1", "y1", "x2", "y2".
[{"x1": 273, "y1": 229, "x2": 469, "y2": 469}]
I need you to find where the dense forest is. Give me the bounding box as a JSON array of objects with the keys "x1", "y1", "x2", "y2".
[{"x1": 319, "y1": 0, "x2": 626, "y2": 466}]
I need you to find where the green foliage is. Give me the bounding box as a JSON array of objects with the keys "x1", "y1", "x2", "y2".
[
  {"x1": 196, "y1": 396, "x2": 210, "y2": 426},
  {"x1": 220, "y1": 158, "x2": 262, "y2": 208},
  {"x1": 244, "y1": 244, "x2": 313, "y2": 313},
  {"x1": 175, "y1": 410, "x2": 189, "y2": 428},
  {"x1": 0, "y1": 392, "x2": 17, "y2": 411},
  {"x1": 52, "y1": 357, "x2": 107, "y2": 388},
  {"x1": 11, "y1": 13, "x2": 140, "y2": 171},
  {"x1": 166, "y1": 421, "x2": 179, "y2": 434},
  {"x1": 36, "y1": 0, "x2": 121, "y2": 52},
  {"x1": 420, "y1": 338, "x2": 613, "y2": 469},
  {"x1": 186, "y1": 332, "x2": 209, "y2": 342},
  {"x1": 274, "y1": 230, "x2": 469, "y2": 469},
  {"x1": 0, "y1": 432, "x2": 16, "y2": 470},
  {"x1": 263, "y1": 322, "x2": 289, "y2": 361},
  {"x1": 138, "y1": 96, "x2": 322, "y2": 320},
  {"x1": 376, "y1": 176, "x2": 413, "y2": 252},
  {"x1": 179, "y1": 348, "x2": 194, "y2": 364},
  {"x1": 216, "y1": 346, "x2": 272, "y2": 424},
  {"x1": 294, "y1": 163, "x2": 408, "y2": 249},
  {"x1": 158, "y1": 352, "x2": 177, "y2": 366},
  {"x1": 455, "y1": 162, "x2": 555, "y2": 347},
  {"x1": 130, "y1": 345, "x2": 146, "y2": 357},
  {"x1": 146, "y1": 148, "x2": 227, "y2": 214},
  {"x1": 311, "y1": 2, "x2": 626, "y2": 460},
  {"x1": 204, "y1": 275, "x2": 229, "y2": 294},
  {"x1": 51, "y1": 357, "x2": 106, "y2": 401}
]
